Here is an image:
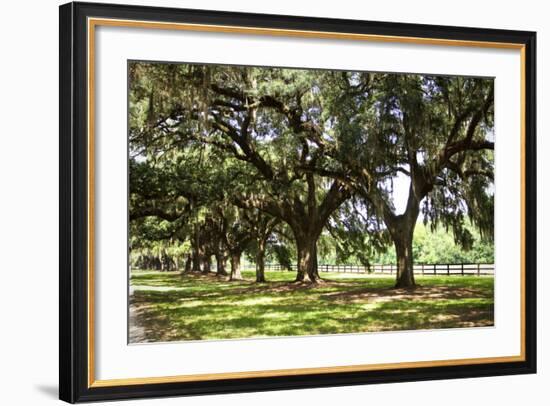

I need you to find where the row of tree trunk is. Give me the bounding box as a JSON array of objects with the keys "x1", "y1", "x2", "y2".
[
  {"x1": 134, "y1": 253, "x2": 178, "y2": 272},
  {"x1": 133, "y1": 225, "x2": 326, "y2": 284}
]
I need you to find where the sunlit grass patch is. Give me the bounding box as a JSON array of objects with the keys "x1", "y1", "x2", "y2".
[{"x1": 129, "y1": 271, "x2": 494, "y2": 343}]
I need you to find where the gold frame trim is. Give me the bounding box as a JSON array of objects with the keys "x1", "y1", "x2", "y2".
[{"x1": 87, "y1": 17, "x2": 527, "y2": 388}]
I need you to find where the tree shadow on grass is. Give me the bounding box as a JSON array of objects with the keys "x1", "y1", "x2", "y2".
[
  {"x1": 130, "y1": 296, "x2": 494, "y2": 343},
  {"x1": 129, "y1": 271, "x2": 494, "y2": 343},
  {"x1": 322, "y1": 285, "x2": 492, "y2": 304}
]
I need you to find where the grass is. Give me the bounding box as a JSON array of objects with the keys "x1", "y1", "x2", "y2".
[{"x1": 129, "y1": 270, "x2": 494, "y2": 343}]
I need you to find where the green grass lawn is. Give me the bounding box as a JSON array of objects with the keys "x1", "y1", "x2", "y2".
[{"x1": 129, "y1": 270, "x2": 494, "y2": 343}]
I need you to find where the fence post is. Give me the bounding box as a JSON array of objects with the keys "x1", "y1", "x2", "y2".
[
  {"x1": 462, "y1": 264, "x2": 464, "y2": 276},
  {"x1": 477, "y1": 263, "x2": 480, "y2": 276},
  {"x1": 447, "y1": 264, "x2": 450, "y2": 276}
]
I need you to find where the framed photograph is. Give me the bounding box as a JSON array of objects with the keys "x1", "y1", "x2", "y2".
[{"x1": 59, "y1": 1, "x2": 536, "y2": 403}]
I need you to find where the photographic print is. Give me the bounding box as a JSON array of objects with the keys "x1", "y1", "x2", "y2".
[
  {"x1": 128, "y1": 62, "x2": 495, "y2": 343},
  {"x1": 60, "y1": 3, "x2": 536, "y2": 401}
]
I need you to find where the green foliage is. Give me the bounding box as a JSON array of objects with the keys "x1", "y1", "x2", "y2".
[
  {"x1": 372, "y1": 222, "x2": 494, "y2": 264},
  {"x1": 128, "y1": 61, "x2": 495, "y2": 276},
  {"x1": 268, "y1": 243, "x2": 294, "y2": 269}
]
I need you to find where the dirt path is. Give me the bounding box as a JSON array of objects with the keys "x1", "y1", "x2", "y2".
[{"x1": 128, "y1": 295, "x2": 147, "y2": 343}]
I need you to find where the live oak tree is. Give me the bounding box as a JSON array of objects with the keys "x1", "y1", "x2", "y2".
[
  {"x1": 198, "y1": 66, "x2": 351, "y2": 283},
  {"x1": 129, "y1": 156, "x2": 195, "y2": 272},
  {"x1": 129, "y1": 135, "x2": 231, "y2": 275},
  {"x1": 129, "y1": 99, "x2": 279, "y2": 282},
  {"x1": 307, "y1": 72, "x2": 495, "y2": 287},
  {"x1": 238, "y1": 209, "x2": 280, "y2": 282},
  {"x1": 130, "y1": 63, "x2": 350, "y2": 283}
]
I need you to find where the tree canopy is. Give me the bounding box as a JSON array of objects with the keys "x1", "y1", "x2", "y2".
[{"x1": 129, "y1": 62, "x2": 494, "y2": 287}]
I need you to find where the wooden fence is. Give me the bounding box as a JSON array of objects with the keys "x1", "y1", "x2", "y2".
[{"x1": 263, "y1": 263, "x2": 494, "y2": 276}]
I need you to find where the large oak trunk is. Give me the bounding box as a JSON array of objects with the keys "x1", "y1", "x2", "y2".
[
  {"x1": 393, "y1": 231, "x2": 415, "y2": 288},
  {"x1": 215, "y1": 253, "x2": 228, "y2": 276},
  {"x1": 295, "y1": 237, "x2": 321, "y2": 283},
  {"x1": 202, "y1": 255, "x2": 212, "y2": 274},
  {"x1": 191, "y1": 225, "x2": 202, "y2": 272},
  {"x1": 230, "y1": 252, "x2": 242, "y2": 281},
  {"x1": 387, "y1": 184, "x2": 422, "y2": 289},
  {"x1": 191, "y1": 253, "x2": 202, "y2": 273},
  {"x1": 183, "y1": 254, "x2": 192, "y2": 274},
  {"x1": 256, "y1": 239, "x2": 266, "y2": 283}
]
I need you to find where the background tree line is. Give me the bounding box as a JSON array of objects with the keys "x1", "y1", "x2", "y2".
[
  {"x1": 131, "y1": 222, "x2": 493, "y2": 270},
  {"x1": 129, "y1": 62, "x2": 494, "y2": 288}
]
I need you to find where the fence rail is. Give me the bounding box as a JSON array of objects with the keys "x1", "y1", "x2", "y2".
[{"x1": 262, "y1": 263, "x2": 494, "y2": 276}]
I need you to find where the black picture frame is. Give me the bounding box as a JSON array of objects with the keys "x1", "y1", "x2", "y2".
[{"x1": 59, "y1": 1, "x2": 537, "y2": 403}]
